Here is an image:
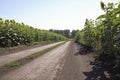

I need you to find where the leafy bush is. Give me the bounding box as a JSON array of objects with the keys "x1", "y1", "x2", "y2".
[
  {"x1": 75, "y1": 2, "x2": 120, "y2": 61},
  {"x1": 0, "y1": 18, "x2": 67, "y2": 47}
]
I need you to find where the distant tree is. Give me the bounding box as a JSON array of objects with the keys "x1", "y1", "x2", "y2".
[
  {"x1": 49, "y1": 29, "x2": 71, "y2": 38},
  {"x1": 71, "y1": 30, "x2": 78, "y2": 38},
  {"x1": 63, "y1": 29, "x2": 70, "y2": 38}
]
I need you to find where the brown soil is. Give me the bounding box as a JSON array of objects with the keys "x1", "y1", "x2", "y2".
[{"x1": 54, "y1": 42, "x2": 95, "y2": 80}]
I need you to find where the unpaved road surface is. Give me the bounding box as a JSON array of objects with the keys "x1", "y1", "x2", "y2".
[
  {"x1": 0, "y1": 41, "x2": 94, "y2": 80},
  {"x1": 0, "y1": 41, "x2": 63, "y2": 67},
  {"x1": 54, "y1": 42, "x2": 94, "y2": 80}
]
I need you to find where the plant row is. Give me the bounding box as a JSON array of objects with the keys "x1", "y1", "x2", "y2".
[
  {"x1": 0, "y1": 18, "x2": 67, "y2": 47},
  {"x1": 75, "y1": 2, "x2": 120, "y2": 62}
]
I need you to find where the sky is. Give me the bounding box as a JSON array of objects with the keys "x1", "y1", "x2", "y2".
[{"x1": 0, "y1": 0, "x2": 119, "y2": 31}]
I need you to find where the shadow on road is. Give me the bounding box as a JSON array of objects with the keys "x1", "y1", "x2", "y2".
[
  {"x1": 75, "y1": 42, "x2": 120, "y2": 80},
  {"x1": 74, "y1": 43, "x2": 93, "y2": 55},
  {"x1": 83, "y1": 57, "x2": 120, "y2": 80}
]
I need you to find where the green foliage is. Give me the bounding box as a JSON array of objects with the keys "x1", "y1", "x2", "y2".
[
  {"x1": 49, "y1": 29, "x2": 71, "y2": 38},
  {"x1": 74, "y1": 1, "x2": 120, "y2": 79},
  {"x1": 100, "y1": 1, "x2": 105, "y2": 10},
  {"x1": 75, "y1": 30, "x2": 85, "y2": 44},
  {"x1": 0, "y1": 18, "x2": 67, "y2": 47},
  {"x1": 74, "y1": 31, "x2": 81, "y2": 42},
  {"x1": 49, "y1": 29, "x2": 79, "y2": 38},
  {"x1": 98, "y1": 2, "x2": 120, "y2": 56},
  {"x1": 4, "y1": 61, "x2": 22, "y2": 67},
  {"x1": 75, "y1": 1, "x2": 120, "y2": 56},
  {"x1": 71, "y1": 30, "x2": 78, "y2": 38}
]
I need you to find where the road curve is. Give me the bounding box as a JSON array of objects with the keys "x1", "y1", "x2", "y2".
[
  {"x1": 0, "y1": 41, "x2": 71, "y2": 80},
  {"x1": 0, "y1": 41, "x2": 64, "y2": 67}
]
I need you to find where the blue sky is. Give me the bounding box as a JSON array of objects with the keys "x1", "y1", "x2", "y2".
[{"x1": 0, "y1": 0, "x2": 119, "y2": 31}]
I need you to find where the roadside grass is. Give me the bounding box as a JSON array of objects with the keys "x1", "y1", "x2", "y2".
[
  {"x1": 26, "y1": 41, "x2": 66, "y2": 60},
  {"x1": 0, "y1": 41, "x2": 66, "y2": 74},
  {"x1": 4, "y1": 61, "x2": 22, "y2": 68},
  {"x1": 28, "y1": 41, "x2": 51, "y2": 46}
]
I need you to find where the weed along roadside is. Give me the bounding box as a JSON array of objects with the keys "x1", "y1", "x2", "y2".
[{"x1": 0, "y1": 41, "x2": 67, "y2": 76}]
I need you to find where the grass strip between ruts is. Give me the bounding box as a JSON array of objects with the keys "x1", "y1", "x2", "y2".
[{"x1": 0, "y1": 41, "x2": 67, "y2": 74}]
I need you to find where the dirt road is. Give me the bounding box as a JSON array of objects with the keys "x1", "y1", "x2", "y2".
[
  {"x1": 0, "y1": 41, "x2": 63, "y2": 67},
  {"x1": 0, "y1": 41, "x2": 95, "y2": 80},
  {"x1": 54, "y1": 42, "x2": 94, "y2": 80}
]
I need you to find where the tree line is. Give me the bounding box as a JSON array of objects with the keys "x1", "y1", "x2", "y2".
[{"x1": 49, "y1": 29, "x2": 78, "y2": 38}]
